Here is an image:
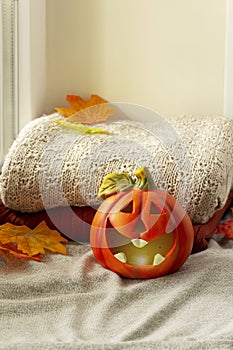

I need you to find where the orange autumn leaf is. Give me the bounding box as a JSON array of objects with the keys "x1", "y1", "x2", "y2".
[
  {"x1": 67, "y1": 94, "x2": 107, "y2": 111},
  {"x1": 55, "y1": 108, "x2": 77, "y2": 118},
  {"x1": 0, "y1": 221, "x2": 68, "y2": 257},
  {"x1": 216, "y1": 219, "x2": 233, "y2": 240},
  {"x1": 67, "y1": 104, "x2": 116, "y2": 125},
  {"x1": 55, "y1": 94, "x2": 115, "y2": 124},
  {"x1": 0, "y1": 242, "x2": 41, "y2": 261}
]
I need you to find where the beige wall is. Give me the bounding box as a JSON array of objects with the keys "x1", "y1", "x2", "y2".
[{"x1": 46, "y1": 0, "x2": 226, "y2": 117}]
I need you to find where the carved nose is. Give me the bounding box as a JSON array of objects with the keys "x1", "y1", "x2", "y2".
[{"x1": 133, "y1": 217, "x2": 146, "y2": 234}]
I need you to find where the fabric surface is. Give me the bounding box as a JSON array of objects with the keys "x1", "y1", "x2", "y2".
[
  {"x1": 1, "y1": 114, "x2": 233, "y2": 224},
  {"x1": 0, "y1": 237, "x2": 233, "y2": 349}
]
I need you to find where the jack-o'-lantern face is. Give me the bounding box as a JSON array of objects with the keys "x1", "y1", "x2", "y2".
[
  {"x1": 106, "y1": 190, "x2": 176, "y2": 266},
  {"x1": 90, "y1": 167, "x2": 194, "y2": 279}
]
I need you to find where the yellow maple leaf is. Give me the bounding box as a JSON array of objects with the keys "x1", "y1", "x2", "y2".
[
  {"x1": 55, "y1": 94, "x2": 115, "y2": 124},
  {"x1": 67, "y1": 94, "x2": 107, "y2": 111},
  {"x1": 55, "y1": 108, "x2": 77, "y2": 117},
  {"x1": 0, "y1": 242, "x2": 41, "y2": 261},
  {"x1": 67, "y1": 104, "x2": 115, "y2": 125},
  {"x1": 0, "y1": 221, "x2": 68, "y2": 257}
]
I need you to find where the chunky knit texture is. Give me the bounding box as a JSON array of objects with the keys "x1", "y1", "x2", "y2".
[{"x1": 0, "y1": 114, "x2": 232, "y2": 223}]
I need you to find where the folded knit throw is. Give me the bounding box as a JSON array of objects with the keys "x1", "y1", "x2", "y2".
[{"x1": 0, "y1": 114, "x2": 232, "y2": 224}]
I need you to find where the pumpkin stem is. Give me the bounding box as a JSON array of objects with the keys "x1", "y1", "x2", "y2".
[
  {"x1": 134, "y1": 166, "x2": 156, "y2": 190},
  {"x1": 98, "y1": 172, "x2": 135, "y2": 199},
  {"x1": 98, "y1": 166, "x2": 155, "y2": 199}
]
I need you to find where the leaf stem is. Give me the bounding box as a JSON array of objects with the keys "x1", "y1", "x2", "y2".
[{"x1": 52, "y1": 119, "x2": 110, "y2": 134}]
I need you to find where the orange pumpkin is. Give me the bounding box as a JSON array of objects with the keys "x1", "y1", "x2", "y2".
[{"x1": 90, "y1": 167, "x2": 194, "y2": 279}]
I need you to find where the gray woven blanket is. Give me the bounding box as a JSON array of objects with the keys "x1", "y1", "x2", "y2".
[{"x1": 0, "y1": 236, "x2": 232, "y2": 349}]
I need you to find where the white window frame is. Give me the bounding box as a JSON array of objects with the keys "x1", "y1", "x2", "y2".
[
  {"x1": 17, "y1": 0, "x2": 46, "y2": 130},
  {"x1": 0, "y1": 0, "x2": 46, "y2": 166},
  {"x1": 0, "y1": 0, "x2": 18, "y2": 165}
]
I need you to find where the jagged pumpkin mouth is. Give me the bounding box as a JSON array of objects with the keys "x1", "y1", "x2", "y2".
[{"x1": 106, "y1": 222, "x2": 175, "y2": 266}]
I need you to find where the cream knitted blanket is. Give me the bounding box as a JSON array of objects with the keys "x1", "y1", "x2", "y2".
[{"x1": 0, "y1": 114, "x2": 233, "y2": 223}]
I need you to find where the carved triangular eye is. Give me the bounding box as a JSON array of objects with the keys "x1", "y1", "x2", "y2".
[
  {"x1": 121, "y1": 201, "x2": 134, "y2": 213},
  {"x1": 150, "y1": 202, "x2": 161, "y2": 214}
]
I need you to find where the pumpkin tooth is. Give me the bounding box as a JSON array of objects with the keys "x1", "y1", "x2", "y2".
[
  {"x1": 153, "y1": 253, "x2": 166, "y2": 266},
  {"x1": 131, "y1": 239, "x2": 148, "y2": 248},
  {"x1": 114, "y1": 252, "x2": 127, "y2": 263}
]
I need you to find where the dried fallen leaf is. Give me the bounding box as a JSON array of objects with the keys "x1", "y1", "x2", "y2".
[
  {"x1": 67, "y1": 104, "x2": 115, "y2": 125},
  {"x1": 217, "y1": 221, "x2": 233, "y2": 239},
  {"x1": 67, "y1": 94, "x2": 107, "y2": 111},
  {"x1": 55, "y1": 108, "x2": 77, "y2": 117},
  {"x1": 0, "y1": 242, "x2": 41, "y2": 261},
  {"x1": 216, "y1": 213, "x2": 233, "y2": 240},
  {"x1": 0, "y1": 221, "x2": 68, "y2": 257},
  {"x1": 55, "y1": 94, "x2": 115, "y2": 124}
]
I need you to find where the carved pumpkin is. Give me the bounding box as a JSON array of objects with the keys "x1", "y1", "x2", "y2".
[{"x1": 90, "y1": 167, "x2": 194, "y2": 279}]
